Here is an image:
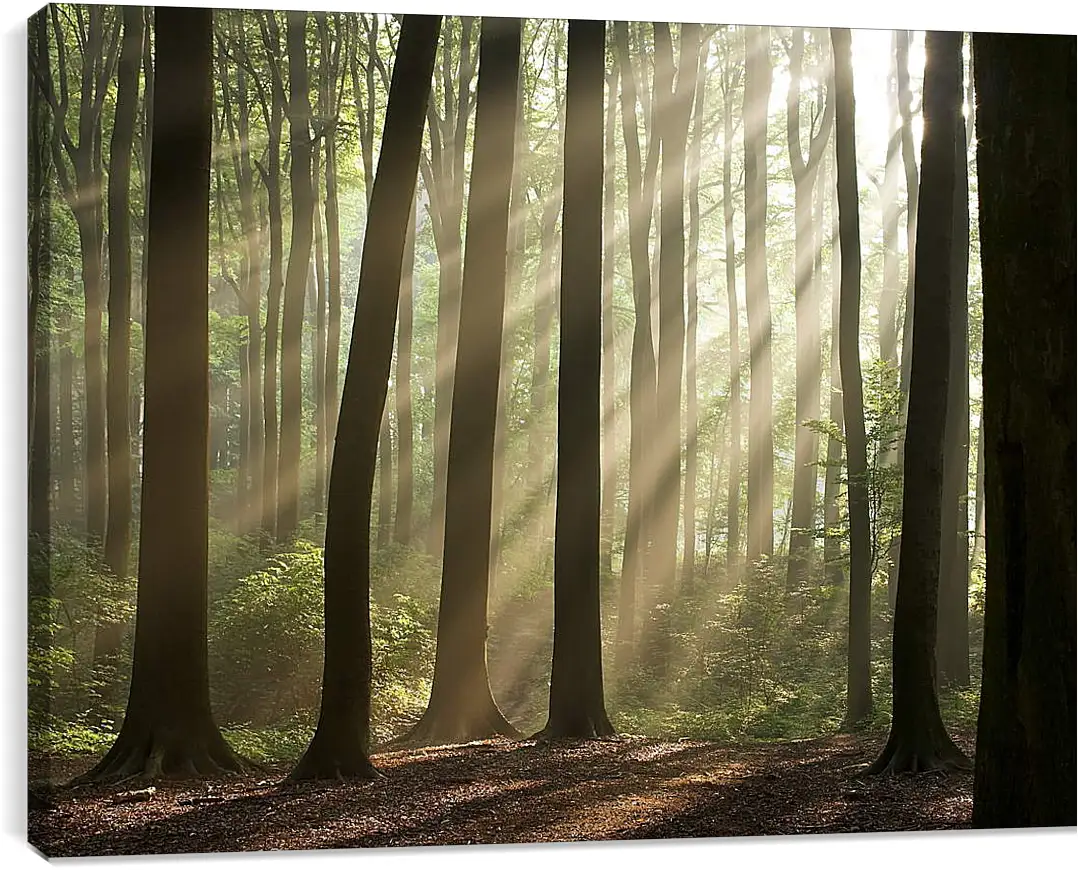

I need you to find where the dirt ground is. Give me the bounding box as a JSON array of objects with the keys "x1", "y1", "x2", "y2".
[{"x1": 27, "y1": 729, "x2": 976, "y2": 858}]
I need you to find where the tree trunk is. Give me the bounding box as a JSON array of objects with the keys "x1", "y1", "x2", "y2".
[
  {"x1": 937, "y1": 63, "x2": 971, "y2": 688},
  {"x1": 969, "y1": 411, "x2": 985, "y2": 571},
  {"x1": 394, "y1": 195, "x2": 417, "y2": 545},
  {"x1": 868, "y1": 31, "x2": 968, "y2": 774},
  {"x1": 786, "y1": 29, "x2": 833, "y2": 592},
  {"x1": 721, "y1": 31, "x2": 742, "y2": 575},
  {"x1": 399, "y1": 17, "x2": 522, "y2": 746},
  {"x1": 290, "y1": 14, "x2": 441, "y2": 780},
  {"x1": 80, "y1": 8, "x2": 249, "y2": 782},
  {"x1": 681, "y1": 34, "x2": 708, "y2": 592},
  {"x1": 312, "y1": 143, "x2": 328, "y2": 524},
  {"x1": 96, "y1": 5, "x2": 143, "y2": 689},
  {"x1": 277, "y1": 10, "x2": 316, "y2": 542},
  {"x1": 832, "y1": 27, "x2": 873, "y2": 728},
  {"x1": 600, "y1": 62, "x2": 619, "y2": 577},
  {"x1": 743, "y1": 25, "x2": 774, "y2": 564},
  {"x1": 541, "y1": 18, "x2": 615, "y2": 739},
  {"x1": 822, "y1": 142, "x2": 844, "y2": 587},
  {"x1": 879, "y1": 32, "x2": 902, "y2": 369},
  {"x1": 612, "y1": 21, "x2": 657, "y2": 668},
  {"x1": 58, "y1": 312, "x2": 76, "y2": 523},
  {"x1": 896, "y1": 29, "x2": 920, "y2": 439},
  {"x1": 972, "y1": 32, "x2": 1076, "y2": 828}
]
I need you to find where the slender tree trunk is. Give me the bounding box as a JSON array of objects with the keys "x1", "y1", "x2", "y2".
[
  {"x1": 290, "y1": 14, "x2": 441, "y2": 780},
  {"x1": 399, "y1": 17, "x2": 522, "y2": 746},
  {"x1": 937, "y1": 66, "x2": 971, "y2": 688},
  {"x1": 600, "y1": 62, "x2": 619, "y2": 577},
  {"x1": 879, "y1": 32, "x2": 902, "y2": 369},
  {"x1": 970, "y1": 411, "x2": 985, "y2": 571},
  {"x1": 394, "y1": 195, "x2": 417, "y2": 545},
  {"x1": 822, "y1": 143, "x2": 845, "y2": 586},
  {"x1": 58, "y1": 311, "x2": 76, "y2": 523},
  {"x1": 80, "y1": 8, "x2": 249, "y2": 782},
  {"x1": 312, "y1": 143, "x2": 328, "y2": 524},
  {"x1": 681, "y1": 34, "x2": 708, "y2": 592},
  {"x1": 832, "y1": 27, "x2": 873, "y2": 727},
  {"x1": 868, "y1": 31, "x2": 969, "y2": 774},
  {"x1": 541, "y1": 18, "x2": 615, "y2": 739},
  {"x1": 325, "y1": 119, "x2": 342, "y2": 485},
  {"x1": 743, "y1": 25, "x2": 774, "y2": 564},
  {"x1": 97, "y1": 5, "x2": 143, "y2": 687},
  {"x1": 896, "y1": 29, "x2": 920, "y2": 433},
  {"x1": 277, "y1": 10, "x2": 316, "y2": 542},
  {"x1": 972, "y1": 31, "x2": 1076, "y2": 828}
]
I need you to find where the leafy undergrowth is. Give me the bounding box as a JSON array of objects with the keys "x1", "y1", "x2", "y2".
[{"x1": 29, "y1": 729, "x2": 976, "y2": 857}]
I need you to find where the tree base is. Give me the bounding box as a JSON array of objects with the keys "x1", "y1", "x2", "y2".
[
  {"x1": 865, "y1": 724, "x2": 972, "y2": 775},
  {"x1": 386, "y1": 703, "x2": 521, "y2": 750},
  {"x1": 287, "y1": 735, "x2": 380, "y2": 783},
  {"x1": 73, "y1": 725, "x2": 254, "y2": 785},
  {"x1": 531, "y1": 713, "x2": 618, "y2": 743}
]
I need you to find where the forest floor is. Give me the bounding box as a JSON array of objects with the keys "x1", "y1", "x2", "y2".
[{"x1": 27, "y1": 728, "x2": 976, "y2": 857}]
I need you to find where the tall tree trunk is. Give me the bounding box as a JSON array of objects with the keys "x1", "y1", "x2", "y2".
[
  {"x1": 80, "y1": 8, "x2": 249, "y2": 782},
  {"x1": 743, "y1": 25, "x2": 774, "y2": 564},
  {"x1": 879, "y1": 31, "x2": 902, "y2": 369},
  {"x1": 972, "y1": 32, "x2": 1076, "y2": 828},
  {"x1": 896, "y1": 29, "x2": 920, "y2": 435},
  {"x1": 58, "y1": 312, "x2": 76, "y2": 523},
  {"x1": 832, "y1": 27, "x2": 873, "y2": 727},
  {"x1": 97, "y1": 5, "x2": 143, "y2": 687},
  {"x1": 681, "y1": 33, "x2": 708, "y2": 592},
  {"x1": 290, "y1": 14, "x2": 441, "y2": 780},
  {"x1": 399, "y1": 17, "x2": 522, "y2": 746},
  {"x1": 541, "y1": 18, "x2": 615, "y2": 739},
  {"x1": 786, "y1": 29, "x2": 834, "y2": 592},
  {"x1": 600, "y1": 62, "x2": 619, "y2": 577},
  {"x1": 721, "y1": 30, "x2": 742, "y2": 575},
  {"x1": 868, "y1": 31, "x2": 968, "y2": 774},
  {"x1": 613, "y1": 20, "x2": 659, "y2": 667},
  {"x1": 312, "y1": 143, "x2": 328, "y2": 524},
  {"x1": 325, "y1": 110, "x2": 342, "y2": 488},
  {"x1": 969, "y1": 411, "x2": 985, "y2": 571},
  {"x1": 937, "y1": 59, "x2": 971, "y2": 688},
  {"x1": 394, "y1": 195, "x2": 417, "y2": 545},
  {"x1": 277, "y1": 11, "x2": 316, "y2": 542},
  {"x1": 822, "y1": 142, "x2": 844, "y2": 587}
]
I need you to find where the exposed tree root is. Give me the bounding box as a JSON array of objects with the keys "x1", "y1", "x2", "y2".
[
  {"x1": 287, "y1": 744, "x2": 380, "y2": 783},
  {"x1": 387, "y1": 704, "x2": 522, "y2": 750},
  {"x1": 72, "y1": 726, "x2": 254, "y2": 786},
  {"x1": 865, "y1": 727, "x2": 972, "y2": 776}
]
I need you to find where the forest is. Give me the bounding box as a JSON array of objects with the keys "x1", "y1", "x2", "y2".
[{"x1": 24, "y1": 3, "x2": 1075, "y2": 857}]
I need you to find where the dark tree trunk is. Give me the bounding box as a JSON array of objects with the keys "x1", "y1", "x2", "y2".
[
  {"x1": 28, "y1": 11, "x2": 52, "y2": 549},
  {"x1": 313, "y1": 145, "x2": 328, "y2": 524},
  {"x1": 79, "y1": 8, "x2": 249, "y2": 782},
  {"x1": 937, "y1": 64, "x2": 971, "y2": 688},
  {"x1": 785, "y1": 29, "x2": 833, "y2": 592},
  {"x1": 822, "y1": 144, "x2": 844, "y2": 587},
  {"x1": 600, "y1": 62, "x2": 619, "y2": 578},
  {"x1": 868, "y1": 31, "x2": 968, "y2": 774},
  {"x1": 721, "y1": 30, "x2": 742, "y2": 575},
  {"x1": 398, "y1": 17, "x2": 522, "y2": 747},
  {"x1": 277, "y1": 10, "x2": 315, "y2": 542},
  {"x1": 394, "y1": 196, "x2": 417, "y2": 545},
  {"x1": 832, "y1": 27, "x2": 873, "y2": 727},
  {"x1": 290, "y1": 14, "x2": 441, "y2": 780},
  {"x1": 613, "y1": 21, "x2": 657, "y2": 668},
  {"x1": 681, "y1": 34, "x2": 708, "y2": 592},
  {"x1": 972, "y1": 32, "x2": 1076, "y2": 828},
  {"x1": 743, "y1": 24, "x2": 774, "y2": 564},
  {"x1": 96, "y1": 5, "x2": 143, "y2": 688},
  {"x1": 540, "y1": 19, "x2": 615, "y2": 739}
]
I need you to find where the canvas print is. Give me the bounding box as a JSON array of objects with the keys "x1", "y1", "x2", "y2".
[{"x1": 25, "y1": 2, "x2": 1075, "y2": 858}]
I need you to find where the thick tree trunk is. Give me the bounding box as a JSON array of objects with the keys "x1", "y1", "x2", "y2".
[
  {"x1": 399, "y1": 18, "x2": 521, "y2": 747},
  {"x1": 937, "y1": 76, "x2": 971, "y2": 689},
  {"x1": 972, "y1": 32, "x2": 1076, "y2": 828},
  {"x1": 743, "y1": 25, "x2": 774, "y2": 564},
  {"x1": 541, "y1": 19, "x2": 616, "y2": 739},
  {"x1": 80, "y1": 9, "x2": 249, "y2": 782},
  {"x1": 394, "y1": 196, "x2": 417, "y2": 545},
  {"x1": 277, "y1": 11, "x2": 316, "y2": 542},
  {"x1": 832, "y1": 28, "x2": 873, "y2": 728},
  {"x1": 868, "y1": 31, "x2": 968, "y2": 774},
  {"x1": 96, "y1": 6, "x2": 143, "y2": 690},
  {"x1": 290, "y1": 14, "x2": 441, "y2": 780}
]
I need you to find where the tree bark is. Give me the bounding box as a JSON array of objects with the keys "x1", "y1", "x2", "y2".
[
  {"x1": 290, "y1": 14, "x2": 441, "y2": 780},
  {"x1": 540, "y1": 19, "x2": 616, "y2": 739},
  {"x1": 80, "y1": 8, "x2": 249, "y2": 782},
  {"x1": 398, "y1": 17, "x2": 522, "y2": 747},
  {"x1": 277, "y1": 11, "x2": 316, "y2": 542},
  {"x1": 394, "y1": 195, "x2": 417, "y2": 545},
  {"x1": 972, "y1": 32, "x2": 1076, "y2": 827},
  {"x1": 868, "y1": 31, "x2": 968, "y2": 774},
  {"x1": 743, "y1": 25, "x2": 774, "y2": 564},
  {"x1": 832, "y1": 28, "x2": 873, "y2": 728},
  {"x1": 822, "y1": 140, "x2": 844, "y2": 587},
  {"x1": 600, "y1": 62, "x2": 619, "y2": 577}
]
